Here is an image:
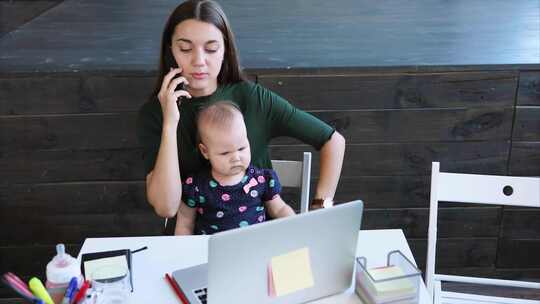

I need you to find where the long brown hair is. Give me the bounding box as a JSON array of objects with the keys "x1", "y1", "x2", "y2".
[{"x1": 152, "y1": 0, "x2": 245, "y2": 97}]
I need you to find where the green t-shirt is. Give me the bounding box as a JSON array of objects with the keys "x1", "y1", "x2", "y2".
[{"x1": 136, "y1": 81, "x2": 334, "y2": 177}]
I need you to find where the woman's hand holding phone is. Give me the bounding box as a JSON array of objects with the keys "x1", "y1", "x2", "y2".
[{"x1": 158, "y1": 67, "x2": 192, "y2": 128}]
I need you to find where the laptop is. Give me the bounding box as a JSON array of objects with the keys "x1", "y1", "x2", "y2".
[{"x1": 172, "y1": 200, "x2": 363, "y2": 304}]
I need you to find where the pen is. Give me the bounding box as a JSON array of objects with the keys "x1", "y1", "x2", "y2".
[
  {"x1": 61, "y1": 277, "x2": 78, "y2": 304},
  {"x1": 28, "y1": 277, "x2": 54, "y2": 304},
  {"x1": 71, "y1": 280, "x2": 90, "y2": 304},
  {"x1": 1, "y1": 274, "x2": 43, "y2": 303},
  {"x1": 2, "y1": 273, "x2": 34, "y2": 299},
  {"x1": 165, "y1": 273, "x2": 189, "y2": 304},
  {"x1": 131, "y1": 246, "x2": 148, "y2": 254}
]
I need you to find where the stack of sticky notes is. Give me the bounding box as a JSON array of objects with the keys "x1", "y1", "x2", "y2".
[{"x1": 356, "y1": 265, "x2": 417, "y2": 304}]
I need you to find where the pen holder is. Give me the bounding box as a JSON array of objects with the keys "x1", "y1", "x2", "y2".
[
  {"x1": 89, "y1": 265, "x2": 130, "y2": 304},
  {"x1": 355, "y1": 250, "x2": 421, "y2": 304}
]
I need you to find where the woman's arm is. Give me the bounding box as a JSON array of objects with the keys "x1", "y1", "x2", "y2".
[
  {"x1": 313, "y1": 131, "x2": 346, "y2": 201},
  {"x1": 251, "y1": 83, "x2": 346, "y2": 205},
  {"x1": 145, "y1": 68, "x2": 191, "y2": 218},
  {"x1": 146, "y1": 125, "x2": 182, "y2": 218}
]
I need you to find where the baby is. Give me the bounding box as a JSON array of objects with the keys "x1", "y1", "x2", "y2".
[{"x1": 175, "y1": 101, "x2": 295, "y2": 235}]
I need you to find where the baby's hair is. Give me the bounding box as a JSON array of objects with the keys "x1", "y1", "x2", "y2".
[{"x1": 196, "y1": 100, "x2": 243, "y2": 142}]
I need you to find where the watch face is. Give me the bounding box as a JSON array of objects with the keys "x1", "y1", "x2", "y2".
[{"x1": 322, "y1": 199, "x2": 334, "y2": 208}]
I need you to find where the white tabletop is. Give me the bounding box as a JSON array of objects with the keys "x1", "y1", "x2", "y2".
[{"x1": 79, "y1": 229, "x2": 432, "y2": 304}]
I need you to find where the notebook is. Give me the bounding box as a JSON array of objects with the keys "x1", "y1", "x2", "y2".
[
  {"x1": 81, "y1": 249, "x2": 133, "y2": 292},
  {"x1": 172, "y1": 200, "x2": 364, "y2": 304}
]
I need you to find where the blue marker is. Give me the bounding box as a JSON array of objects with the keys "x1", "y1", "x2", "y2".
[{"x1": 61, "y1": 277, "x2": 78, "y2": 304}]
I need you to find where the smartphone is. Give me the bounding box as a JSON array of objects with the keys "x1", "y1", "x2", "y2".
[{"x1": 164, "y1": 51, "x2": 185, "y2": 93}]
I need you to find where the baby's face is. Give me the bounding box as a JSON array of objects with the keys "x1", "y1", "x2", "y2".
[{"x1": 200, "y1": 116, "x2": 251, "y2": 177}]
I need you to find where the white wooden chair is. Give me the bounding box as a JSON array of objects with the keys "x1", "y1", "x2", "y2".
[
  {"x1": 164, "y1": 152, "x2": 312, "y2": 230},
  {"x1": 427, "y1": 161, "x2": 540, "y2": 304},
  {"x1": 271, "y1": 151, "x2": 312, "y2": 214}
]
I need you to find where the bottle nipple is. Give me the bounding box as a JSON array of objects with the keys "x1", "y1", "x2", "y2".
[{"x1": 52, "y1": 244, "x2": 69, "y2": 267}]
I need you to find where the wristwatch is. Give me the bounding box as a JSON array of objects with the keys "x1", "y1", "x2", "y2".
[{"x1": 310, "y1": 198, "x2": 334, "y2": 210}]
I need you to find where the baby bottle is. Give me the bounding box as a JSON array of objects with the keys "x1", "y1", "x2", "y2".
[{"x1": 45, "y1": 244, "x2": 82, "y2": 303}]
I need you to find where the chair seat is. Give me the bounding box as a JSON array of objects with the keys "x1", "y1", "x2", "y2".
[{"x1": 440, "y1": 290, "x2": 540, "y2": 304}]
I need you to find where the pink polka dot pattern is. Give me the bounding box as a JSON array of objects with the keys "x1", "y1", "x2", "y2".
[{"x1": 181, "y1": 165, "x2": 282, "y2": 235}]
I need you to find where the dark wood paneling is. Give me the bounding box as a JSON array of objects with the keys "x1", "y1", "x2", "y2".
[
  {"x1": 0, "y1": 0, "x2": 62, "y2": 38},
  {"x1": 494, "y1": 269, "x2": 540, "y2": 281},
  {"x1": 1, "y1": 113, "x2": 139, "y2": 151},
  {"x1": 408, "y1": 238, "x2": 498, "y2": 269},
  {"x1": 497, "y1": 239, "x2": 540, "y2": 268},
  {"x1": 332, "y1": 176, "x2": 430, "y2": 208},
  {"x1": 2, "y1": 181, "x2": 149, "y2": 214},
  {"x1": 512, "y1": 107, "x2": 540, "y2": 141},
  {"x1": 509, "y1": 142, "x2": 540, "y2": 176},
  {"x1": 271, "y1": 107, "x2": 513, "y2": 145},
  {"x1": 0, "y1": 213, "x2": 162, "y2": 246},
  {"x1": 1, "y1": 141, "x2": 508, "y2": 184},
  {"x1": 0, "y1": 74, "x2": 156, "y2": 115},
  {"x1": 517, "y1": 71, "x2": 540, "y2": 106},
  {"x1": 1, "y1": 149, "x2": 145, "y2": 183},
  {"x1": 337, "y1": 141, "x2": 509, "y2": 176},
  {"x1": 443, "y1": 282, "x2": 540, "y2": 300},
  {"x1": 363, "y1": 207, "x2": 500, "y2": 239},
  {"x1": 81, "y1": 75, "x2": 155, "y2": 112},
  {"x1": 0, "y1": 76, "x2": 81, "y2": 115},
  {"x1": 0, "y1": 181, "x2": 160, "y2": 246},
  {"x1": 437, "y1": 267, "x2": 540, "y2": 280},
  {"x1": 1, "y1": 107, "x2": 513, "y2": 152},
  {"x1": 0, "y1": 244, "x2": 81, "y2": 296},
  {"x1": 1, "y1": 0, "x2": 539, "y2": 72},
  {"x1": 501, "y1": 209, "x2": 540, "y2": 239},
  {"x1": 270, "y1": 141, "x2": 509, "y2": 177},
  {"x1": 258, "y1": 72, "x2": 518, "y2": 111}
]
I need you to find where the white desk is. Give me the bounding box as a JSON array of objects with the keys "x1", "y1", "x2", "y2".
[{"x1": 79, "y1": 229, "x2": 432, "y2": 304}]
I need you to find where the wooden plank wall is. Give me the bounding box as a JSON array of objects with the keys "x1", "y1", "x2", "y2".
[
  {"x1": 1, "y1": 67, "x2": 539, "y2": 298},
  {"x1": 0, "y1": 0, "x2": 63, "y2": 38}
]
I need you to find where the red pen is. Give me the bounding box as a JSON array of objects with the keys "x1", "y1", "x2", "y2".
[
  {"x1": 165, "y1": 273, "x2": 189, "y2": 304},
  {"x1": 71, "y1": 280, "x2": 90, "y2": 304}
]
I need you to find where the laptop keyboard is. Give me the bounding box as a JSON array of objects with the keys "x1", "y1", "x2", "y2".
[{"x1": 193, "y1": 287, "x2": 207, "y2": 304}]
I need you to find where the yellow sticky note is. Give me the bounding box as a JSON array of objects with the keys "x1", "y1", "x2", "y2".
[{"x1": 271, "y1": 247, "x2": 314, "y2": 297}]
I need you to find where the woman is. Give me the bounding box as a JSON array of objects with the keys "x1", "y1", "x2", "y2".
[{"x1": 136, "y1": 0, "x2": 345, "y2": 232}]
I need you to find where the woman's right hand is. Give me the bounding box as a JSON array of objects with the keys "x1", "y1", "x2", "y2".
[{"x1": 158, "y1": 67, "x2": 192, "y2": 127}]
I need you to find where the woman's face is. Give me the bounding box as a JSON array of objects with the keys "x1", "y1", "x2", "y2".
[{"x1": 171, "y1": 19, "x2": 225, "y2": 97}]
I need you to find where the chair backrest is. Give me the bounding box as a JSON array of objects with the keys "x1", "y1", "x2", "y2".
[
  {"x1": 426, "y1": 161, "x2": 540, "y2": 293},
  {"x1": 271, "y1": 151, "x2": 312, "y2": 214}
]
